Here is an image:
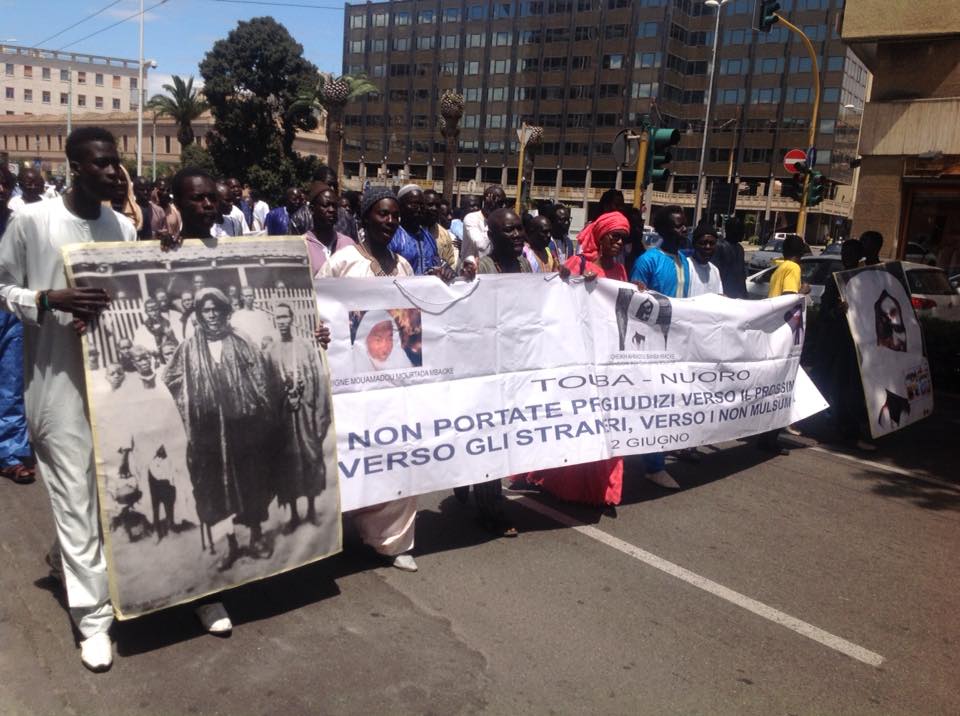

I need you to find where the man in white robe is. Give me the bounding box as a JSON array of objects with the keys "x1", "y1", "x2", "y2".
[{"x1": 0, "y1": 127, "x2": 136, "y2": 672}]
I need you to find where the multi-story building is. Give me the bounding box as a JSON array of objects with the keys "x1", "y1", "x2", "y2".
[
  {"x1": 341, "y1": 0, "x2": 867, "y2": 239},
  {"x1": 1, "y1": 43, "x2": 145, "y2": 117},
  {"x1": 843, "y1": 1, "x2": 960, "y2": 269},
  {"x1": 0, "y1": 112, "x2": 328, "y2": 179}
]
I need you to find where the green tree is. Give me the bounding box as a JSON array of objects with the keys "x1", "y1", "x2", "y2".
[
  {"x1": 180, "y1": 143, "x2": 217, "y2": 176},
  {"x1": 199, "y1": 17, "x2": 320, "y2": 202},
  {"x1": 147, "y1": 75, "x2": 208, "y2": 152},
  {"x1": 291, "y1": 73, "x2": 377, "y2": 176}
]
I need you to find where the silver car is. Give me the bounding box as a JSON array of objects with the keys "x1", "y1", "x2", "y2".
[
  {"x1": 745, "y1": 255, "x2": 845, "y2": 306},
  {"x1": 747, "y1": 233, "x2": 805, "y2": 272}
]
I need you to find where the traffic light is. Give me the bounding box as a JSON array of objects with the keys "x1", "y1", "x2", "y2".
[
  {"x1": 782, "y1": 163, "x2": 807, "y2": 202},
  {"x1": 753, "y1": 0, "x2": 781, "y2": 32},
  {"x1": 807, "y1": 170, "x2": 826, "y2": 206},
  {"x1": 648, "y1": 128, "x2": 680, "y2": 183}
]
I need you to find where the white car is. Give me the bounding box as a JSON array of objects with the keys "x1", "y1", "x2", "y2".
[
  {"x1": 745, "y1": 255, "x2": 845, "y2": 306},
  {"x1": 903, "y1": 262, "x2": 960, "y2": 321},
  {"x1": 747, "y1": 233, "x2": 807, "y2": 272}
]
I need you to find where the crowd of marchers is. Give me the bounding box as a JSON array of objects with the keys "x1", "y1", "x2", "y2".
[{"x1": 0, "y1": 126, "x2": 884, "y2": 672}]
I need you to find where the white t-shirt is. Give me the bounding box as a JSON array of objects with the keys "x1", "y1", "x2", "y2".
[
  {"x1": 460, "y1": 210, "x2": 490, "y2": 265},
  {"x1": 318, "y1": 244, "x2": 414, "y2": 278},
  {"x1": 252, "y1": 200, "x2": 270, "y2": 232},
  {"x1": 685, "y1": 256, "x2": 723, "y2": 297}
]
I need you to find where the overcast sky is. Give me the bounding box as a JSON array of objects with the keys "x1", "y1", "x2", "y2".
[{"x1": 4, "y1": 0, "x2": 347, "y2": 95}]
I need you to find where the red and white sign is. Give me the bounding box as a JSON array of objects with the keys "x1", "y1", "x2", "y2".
[{"x1": 784, "y1": 149, "x2": 806, "y2": 173}]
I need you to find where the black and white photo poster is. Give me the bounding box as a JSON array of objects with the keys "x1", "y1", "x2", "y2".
[
  {"x1": 63, "y1": 238, "x2": 341, "y2": 619},
  {"x1": 836, "y1": 261, "x2": 933, "y2": 438}
]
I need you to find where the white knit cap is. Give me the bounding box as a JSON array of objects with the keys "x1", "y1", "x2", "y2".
[{"x1": 396, "y1": 183, "x2": 421, "y2": 199}]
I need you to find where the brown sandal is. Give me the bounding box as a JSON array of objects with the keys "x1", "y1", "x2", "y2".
[{"x1": 1, "y1": 464, "x2": 36, "y2": 485}]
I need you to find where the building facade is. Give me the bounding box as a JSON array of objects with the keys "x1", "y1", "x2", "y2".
[
  {"x1": 843, "y1": 1, "x2": 960, "y2": 270},
  {"x1": 1, "y1": 44, "x2": 145, "y2": 117},
  {"x1": 0, "y1": 112, "x2": 329, "y2": 179},
  {"x1": 341, "y1": 0, "x2": 866, "y2": 238}
]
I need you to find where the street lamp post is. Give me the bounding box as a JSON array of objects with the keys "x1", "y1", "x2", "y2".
[{"x1": 693, "y1": 0, "x2": 728, "y2": 228}]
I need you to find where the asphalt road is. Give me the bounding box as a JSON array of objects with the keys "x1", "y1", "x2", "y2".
[{"x1": 2, "y1": 398, "x2": 958, "y2": 716}]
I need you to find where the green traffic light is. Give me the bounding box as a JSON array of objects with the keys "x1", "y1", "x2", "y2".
[
  {"x1": 647, "y1": 128, "x2": 680, "y2": 184},
  {"x1": 755, "y1": 0, "x2": 781, "y2": 32}
]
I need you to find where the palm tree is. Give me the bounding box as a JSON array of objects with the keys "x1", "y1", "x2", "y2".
[
  {"x1": 292, "y1": 73, "x2": 378, "y2": 177},
  {"x1": 439, "y1": 91, "x2": 465, "y2": 203},
  {"x1": 147, "y1": 75, "x2": 209, "y2": 152}
]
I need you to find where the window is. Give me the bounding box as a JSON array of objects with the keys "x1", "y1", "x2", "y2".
[
  {"x1": 78, "y1": 71, "x2": 86, "y2": 84},
  {"x1": 603, "y1": 54, "x2": 624, "y2": 70},
  {"x1": 468, "y1": 4, "x2": 485, "y2": 19},
  {"x1": 544, "y1": 56, "x2": 568, "y2": 71},
  {"x1": 349, "y1": 40, "x2": 365, "y2": 53},
  {"x1": 546, "y1": 27, "x2": 569, "y2": 42},
  {"x1": 417, "y1": 36, "x2": 435, "y2": 50},
  {"x1": 608, "y1": 0, "x2": 631, "y2": 7},
  {"x1": 464, "y1": 61, "x2": 480, "y2": 75},
  {"x1": 827, "y1": 55, "x2": 844, "y2": 72},
  {"x1": 78, "y1": 94, "x2": 86, "y2": 107},
  {"x1": 575, "y1": 27, "x2": 596, "y2": 41},
  {"x1": 60, "y1": 68, "x2": 69, "y2": 81},
  {"x1": 743, "y1": 148, "x2": 773, "y2": 164},
  {"x1": 489, "y1": 59, "x2": 511, "y2": 74},
  {"x1": 639, "y1": 22, "x2": 659, "y2": 38},
  {"x1": 23, "y1": 89, "x2": 32, "y2": 102},
  {"x1": 3, "y1": 63, "x2": 12, "y2": 76},
  {"x1": 60, "y1": 92, "x2": 68, "y2": 105},
  {"x1": 42, "y1": 67, "x2": 51, "y2": 80},
  {"x1": 823, "y1": 87, "x2": 840, "y2": 103},
  {"x1": 465, "y1": 87, "x2": 482, "y2": 102},
  {"x1": 462, "y1": 114, "x2": 479, "y2": 128},
  {"x1": 598, "y1": 84, "x2": 622, "y2": 98},
  {"x1": 488, "y1": 87, "x2": 507, "y2": 102},
  {"x1": 390, "y1": 64, "x2": 411, "y2": 77},
  {"x1": 396, "y1": 11, "x2": 411, "y2": 25},
  {"x1": 440, "y1": 61, "x2": 458, "y2": 76},
  {"x1": 755, "y1": 57, "x2": 784, "y2": 74},
  {"x1": 372, "y1": 64, "x2": 385, "y2": 77},
  {"x1": 708, "y1": 148, "x2": 731, "y2": 163},
  {"x1": 493, "y1": 2, "x2": 513, "y2": 18},
  {"x1": 636, "y1": 51, "x2": 662, "y2": 69},
  {"x1": 443, "y1": 7, "x2": 461, "y2": 21},
  {"x1": 605, "y1": 25, "x2": 628, "y2": 39},
  {"x1": 819, "y1": 119, "x2": 835, "y2": 134},
  {"x1": 112, "y1": 75, "x2": 121, "y2": 88},
  {"x1": 798, "y1": 25, "x2": 826, "y2": 42},
  {"x1": 23, "y1": 65, "x2": 33, "y2": 79},
  {"x1": 442, "y1": 34, "x2": 460, "y2": 49},
  {"x1": 721, "y1": 58, "x2": 747, "y2": 75},
  {"x1": 571, "y1": 56, "x2": 591, "y2": 70},
  {"x1": 790, "y1": 57, "x2": 813, "y2": 73},
  {"x1": 717, "y1": 88, "x2": 744, "y2": 104},
  {"x1": 95, "y1": 96, "x2": 103, "y2": 109},
  {"x1": 42, "y1": 90, "x2": 50, "y2": 103},
  {"x1": 466, "y1": 33, "x2": 485, "y2": 48},
  {"x1": 632, "y1": 81, "x2": 658, "y2": 98},
  {"x1": 349, "y1": 13, "x2": 366, "y2": 28},
  {"x1": 486, "y1": 114, "x2": 506, "y2": 129},
  {"x1": 112, "y1": 98, "x2": 121, "y2": 110},
  {"x1": 750, "y1": 87, "x2": 781, "y2": 103},
  {"x1": 95, "y1": 73, "x2": 104, "y2": 86},
  {"x1": 458, "y1": 140, "x2": 478, "y2": 153},
  {"x1": 520, "y1": 57, "x2": 540, "y2": 72},
  {"x1": 493, "y1": 32, "x2": 510, "y2": 46},
  {"x1": 393, "y1": 37, "x2": 409, "y2": 51},
  {"x1": 4, "y1": 87, "x2": 12, "y2": 99},
  {"x1": 788, "y1": 86, "x2": 811, "y2": 103},
  {"x1": 372, "y1": 11, "x2": 387, "y2": 26},
  {"x1": 419, "y1": 9, "x2": 435, "y2": 23}
]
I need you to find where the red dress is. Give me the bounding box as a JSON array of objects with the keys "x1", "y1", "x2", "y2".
[{"x1": 513, "y1": 235, "x2": 627, "y2": 506}]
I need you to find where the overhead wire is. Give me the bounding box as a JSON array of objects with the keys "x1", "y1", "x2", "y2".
[
  {"x1": 57, "y1": 0, "x2": 172, "y2": 52},
  {"x1": 33, "y1": 0, "x2": 126, "y2": 47}
]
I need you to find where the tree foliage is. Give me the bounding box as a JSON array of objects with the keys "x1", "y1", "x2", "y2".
[
  {"x1": 147, "y1": 75, "x2": 208, "y2": 150},
  {"x1": 199, "y1": 17, "x2": 320, "y2": 202}
]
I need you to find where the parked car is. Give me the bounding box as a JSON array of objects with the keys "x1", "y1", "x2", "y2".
[
  {"x1": 747, "y1": 233, "x2": 807, "y2": 272},
  {"x1": 904, "y1": 242, "x2": 937, "y2": 266},
  {"x1": 902, "y1": 262, "x2": 960, "y2": 321},
  {"x1": 821, "y1": 241, "x2": 842, "y2": 256},
  {"x1": 745, "y1": 255, "x2": 845, "y2": 305}
]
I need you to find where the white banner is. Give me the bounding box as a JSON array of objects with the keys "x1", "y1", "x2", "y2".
[
  {"x1": 315, "y1": 275, "x2": 827, "y2": 511},
  {"x1": 836, "y1": 262, "x2": 934, "y2": 438}
]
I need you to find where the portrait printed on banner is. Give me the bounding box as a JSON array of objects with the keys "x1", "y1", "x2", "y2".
[
  {"x1": 348, "y1": 308, "x2": 423, "y2": 372},
  {"x1": 64, "y1": 238, "x2": 341, "y2": 618}
]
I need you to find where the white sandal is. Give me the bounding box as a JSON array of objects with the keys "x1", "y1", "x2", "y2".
[{"x1": 195, "y1": 602, "x2": 233, "y2": 635}]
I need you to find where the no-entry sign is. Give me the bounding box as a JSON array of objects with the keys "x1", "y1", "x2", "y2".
[{"x1": 784, "y1": 149, "x2": 807, "y2": 173}]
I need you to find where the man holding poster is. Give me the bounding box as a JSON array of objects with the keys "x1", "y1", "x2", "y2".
[{"x1": 0, "y1": 127, "x2": 136, "y2": 672}]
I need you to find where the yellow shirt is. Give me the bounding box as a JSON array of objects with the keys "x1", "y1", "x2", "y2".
[{"x1": 767, "y1": 258, "x2": 801, "y2": 297}]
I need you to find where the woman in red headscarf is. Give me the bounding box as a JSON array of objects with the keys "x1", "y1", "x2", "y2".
[
  {"x1": 564, "y1": 210, "x2": 630, "y2": 281},
  {"x1": 512, "y1": 211, "x2": 630, "y2": 506}
]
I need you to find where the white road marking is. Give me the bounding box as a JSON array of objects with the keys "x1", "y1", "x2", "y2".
[
  {"x1": 808, "y1": 446, "x2": 954, "y2": 489},
  {"x1": 511, "y1": 495, "x2": 885, "y2": 668}
]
